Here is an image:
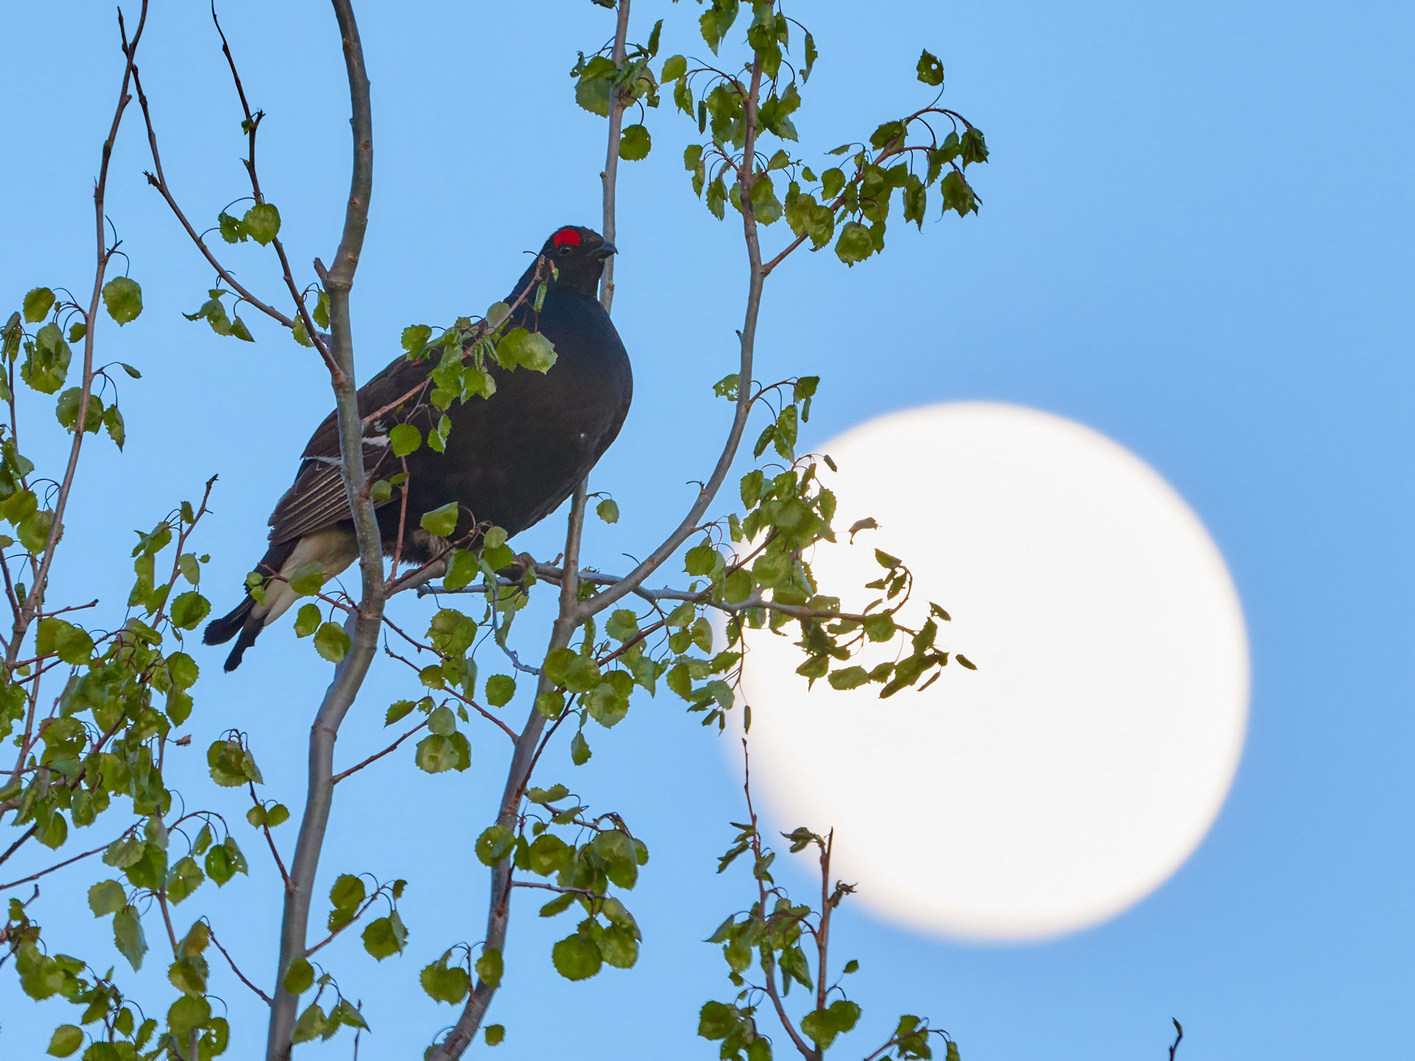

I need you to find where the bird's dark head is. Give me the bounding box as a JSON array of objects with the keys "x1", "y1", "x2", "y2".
[{"x1": 539, "y1": 225, "x2": 616, "y2": 297}]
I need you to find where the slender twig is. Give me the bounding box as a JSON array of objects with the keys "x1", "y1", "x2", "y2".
[
  {"x1": 210, "y1": 3, "x2": 333, "y2": 371},
  {"x1": 248, "y1": 782, "x2": 292, "y2": 892},
  {"x1": 266, "y1": 3, "x2": 379, "y2": 1058},
  {"x1": 330, "y1": 718, "x2": 430, "y2": 783},
  {"x1": 510, "y1": 880, "x2": 607, "y2": 900},
  {"x1": 573, "y1": 51, "x2": 767, "y2": 620},
  {"x1": 304, "y1": 888, "x2": 383, "y2": 957},
  {"x1": 7, "y1": 1, "x2": 149, "y2": 661},
  {"x1": 130, "y1": 67, "x2": 297, "y2": 333},
  {"x1": 814, "y1": 829, "x2": 832, "y2": 1014},
  {"x1": 743, "y1": 740, "x2": 818, "y2": 1061},
  {"x1": 1169, "y1": 1020, "x2": 1184, "y2": 1059},
  {"x1": 0, "y1": 826, "x2": 43, "y2": 881},
  {"x1": 208, "y1": 924, "x2": 273, "y2": 1004}
]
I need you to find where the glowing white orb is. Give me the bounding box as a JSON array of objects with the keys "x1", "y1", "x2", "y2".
[{"x1": 736, "y1": 403, "x2": 1248, "y2": 941}]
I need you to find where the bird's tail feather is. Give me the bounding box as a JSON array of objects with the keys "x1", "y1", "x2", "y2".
[
  {"x1": 203, "y1": 595, "x2": 266, "y2": 672},
  {"x1": 203, "y1": 596, "x2": 254, "y2": 647}
]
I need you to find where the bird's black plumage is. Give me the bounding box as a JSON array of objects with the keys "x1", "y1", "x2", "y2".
[{"x1": 204, "y1": 226, "x2": 632, "y2": 670}]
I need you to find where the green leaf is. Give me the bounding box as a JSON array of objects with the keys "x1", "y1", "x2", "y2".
[
  {"x1": 513, "y1": 332, "x2": 557, "y2": 373},
  {"x1": 169, "y1": 590, "x2": 210, "y2": 630},
  {"x1": 444, "y1": 549, "x2": 479, "y2": 591},
  {"x1": 102, "y1": 276, "x2": 143, "y2": 325},
  {"x1": 570, "y1": 730, "x2": 591, "y2": 765},
  {"x1": 166, "y1": 856, "x2": 204, "y2": 905},
  {"x1": 402, "y1": 324, "x2": 431, "y2": 354},
  {"x1": 835, "y1": 220, "x2": 874, "y2": 265},
  {"x1": 389, "y1": 423, "x2": 421, "y2": 457},
  {"x1": 475, "y1": 947, "x2": 503, "y2": 988},
  {"x1": 101, "y1": 404, "x2": 124, "y2": 449},
  {"x1": 420, "y1": 957, "x2": 471, "y2": 1004},
  {"x1": 385, "y1": 699, "x2": 415, "y2": 725},
  {"x1": 828, "y1": 666, "x2": 869, "y2": 690},
  {"x1": 917, "y1": 49, "x2": 945, "y2": 86},
  {"x1": 23, "y1": 287, "x2": 55, "y2": 323},
  {"x1": 699, "y1": 0, "x2": 740, "y2": 53},
  {"x1": 242, "y1": 202, "x2": 281, "y2": 245},
  {"x1": 328, "y1": 873, "x2": 366, "y2": 929},
  {"x1": 291, "y1": 1002, "x2": 327, "y2": 1044},
  {"x1": 420, "y1": 501, "x2": 460, "y2": 538},
  {"x1": 428, "y1": 607, "x2": 477, "y2": 657},
  {"x1": 485, "y1": 674, "x2": 516, "y2": 707},
  {"x1": 475, "y1": 825, "x2": 515, "y2": 866},
  {"x1": 88, "y1": 879, "x2": 126, "y2": 917},
  {"x1": 575, "y1": 57, "x2": 616, "y2": 117},
  {"x1": 599, "y1": 924, "x2": 639, "y2": 968},
  {"x1": 619, "y1": 124, "x2": 652, "y2": 161},
  {"x1": 314, "y1": 622, "x2": 351, "y2": 663},
  {"x1": 168, "y1": 651, "x2": 200, "y2": 689},
  {"x1": 47, "y1": 1024, "x2": 84, "y2": 1057},
  {"x1": 361, "y1": 912, "x2": 407, "y2": 961},
  {"x1": 551, "y1": 927, "x2": 603, "y2": 981},
  {"x1": 283, "y1": 957, "x2": 314, "y2": 995},
  {"x1": 167, "y1": 994, "x2": 210, "y2": 1040},
  {"x1": 113, "y1": 906, "x2": 147, "y2": 970},
  {"x1": 595, "y1": 498, "x2": 619, "y2": 524},
  {"x1": 293, "y1": 603, "x2": 321, "y2": 638},
  {"x1": 960, "y1": 126, "x2": 989, "y2": 165},
  {"x1": 55, "y1": 387, "x2": 101, "y2": 434},
  {"x1": 485, "y1": 1025, "x2": 505, "y2": 1046},
  {"x1": 217, "y1": 211, "x2": 243, "y2": 242},
  {"x1": 415, "y1": 732, "x2": 471, "y2": 773},
  {"x1": 698, "y1": 1001, "x2": 736, "y2": 1040},
  {"x1": 662, "y1": 54, "x2": 687, "y2": 81}
]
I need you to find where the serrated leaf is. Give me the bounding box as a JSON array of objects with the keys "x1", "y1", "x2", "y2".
[
  {"x1": 102, "y1": 276, "x2": 142, "y2": 325},
  {"x1": 389, "y1": 423, "x2": 420, "y2": 457},
  {"x1": 361, "y1": 912, "x2": 407, "y2": 961},
  {"x1": 283, "y1": 957, "x2": 314, "y2": 995},
  {"x1": 47, "y1": 1024, "x2": 84, "y2": 1057},
  {"x1": 242, "y1": 202, "x2": 281, "y2": 245},
  {"x1": 23, "y1": 287, "x2": 55, "y2": 323},
  {"x1": 88, "y1": 879, "x2": 126, "y2": 918},
  {"x1": 113, "y1": 906, "x2": 147, "y2": 970},
  {"x1": 420, "y1": 501, "x2": 459, "y2": 538},
  {"x1": 917, "y1": 49, "x2": 945, "y2": 86},
  {"x1": 619, "y1": 123, "x2": 652, "y2": 161},
  {"x1": 475, "y1": 947, "x2": 503, "y2": 987},
  {"x1": 551, "y1": 928, "x2": 602, "y2": 981},
  {"x1": 313, "y1": 622, "x2": 350, "y2": 663}
]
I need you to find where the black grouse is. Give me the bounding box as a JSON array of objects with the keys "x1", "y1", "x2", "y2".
[{"x1": 204, "y1": 225, "x2": 631, "y2": 670}]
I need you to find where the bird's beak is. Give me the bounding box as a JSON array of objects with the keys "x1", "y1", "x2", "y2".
[{"x1": 595, "y1": 241, "x2": 618, "y2": 260}]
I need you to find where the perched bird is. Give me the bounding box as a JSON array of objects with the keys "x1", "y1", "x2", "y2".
[{"x1": 204, "y1": 225, "x2": 631, "y2": 670}]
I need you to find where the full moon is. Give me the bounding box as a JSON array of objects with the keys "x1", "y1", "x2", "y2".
[{"x1": 735, "y1": 403, "x2": 1249, "y2": 942}]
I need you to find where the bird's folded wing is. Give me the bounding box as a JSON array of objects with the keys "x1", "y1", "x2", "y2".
[{"x1": 266, "y1": 354, "x2": 436, "y2": 546}]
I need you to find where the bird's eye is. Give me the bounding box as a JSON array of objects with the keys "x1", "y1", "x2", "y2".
[{"x1": 557, "y1": 244, "x2": 573, "y2": 256}]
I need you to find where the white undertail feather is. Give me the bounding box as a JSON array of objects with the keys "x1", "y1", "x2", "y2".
[{"x1": 257, "y1": 527, "x2": 359, "y2": 626}]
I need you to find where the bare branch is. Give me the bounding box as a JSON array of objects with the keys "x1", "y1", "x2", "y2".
[
  {"x1": 330, "y1": 717, "x2": 430, "y2": 783},
  {"x1": 266, "y1": 2, "x2": 380, "y2": 1057},
  {"x1": 208, "y1": 923, "x2": 273, "y2": 1004}
]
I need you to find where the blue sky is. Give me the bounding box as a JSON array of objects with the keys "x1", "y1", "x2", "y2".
[{"x1": 1, "y1": 0, "x2": 1411, "y2": 1058}]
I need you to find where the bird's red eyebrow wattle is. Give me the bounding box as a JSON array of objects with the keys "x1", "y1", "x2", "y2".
[{"x1": 552, "y1": 227, "x2": 582, "y2": 248}]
